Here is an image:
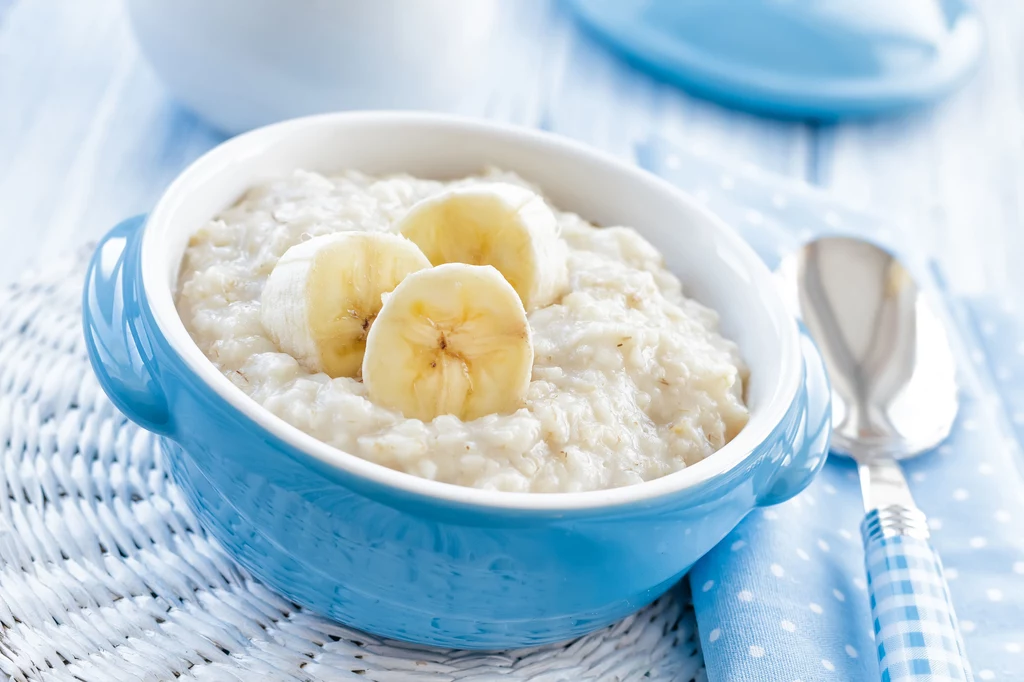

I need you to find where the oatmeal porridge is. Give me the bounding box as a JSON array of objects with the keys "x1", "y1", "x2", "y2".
[{"x1": 175, "y1": 168, "x2": 749, "y2": 492}]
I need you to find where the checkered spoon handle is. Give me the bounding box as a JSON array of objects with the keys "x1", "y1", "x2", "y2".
[{"x1": 863, "y1": 506, "x2": 973, "y2": 681}]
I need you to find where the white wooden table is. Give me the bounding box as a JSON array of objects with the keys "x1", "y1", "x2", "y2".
[{"x1": 1, "y1": 0, "x2": 1021, "y2": 299}]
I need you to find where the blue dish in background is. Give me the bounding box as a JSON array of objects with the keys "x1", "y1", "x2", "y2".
[
  {"x1": 81, "y1": 112, "x2": 830, "y2": 649},
  {"x1": 568, "y1": 0, "x2": 985, "y2": 119}
]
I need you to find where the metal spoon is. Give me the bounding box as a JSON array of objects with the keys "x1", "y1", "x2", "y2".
[{"x1": 778, "y1": 236, "x2": 973, "y2": 681}]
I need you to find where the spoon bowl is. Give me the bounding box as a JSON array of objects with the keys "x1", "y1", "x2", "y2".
[{"x1": 778, "y1": 237, "x2": 959, "y2": 461}]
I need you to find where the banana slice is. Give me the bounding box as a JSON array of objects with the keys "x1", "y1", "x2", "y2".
[
  {"x1": 260, "y1": 232, "x2": 430, "y2": 378},
  {"x1": 362, "y1": 263, "x2": 534, "y2": 422},
  {"x1": 397, "y1": 182, "x2": 568, "y2": 311}
]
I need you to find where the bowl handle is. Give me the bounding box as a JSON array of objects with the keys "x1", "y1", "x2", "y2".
[
  {"x1": 756, "y1": 324, "x2": 831, "y2": 506},
  {"x1": 83, "y1": 215, "x2": 173, "y2": 436}
]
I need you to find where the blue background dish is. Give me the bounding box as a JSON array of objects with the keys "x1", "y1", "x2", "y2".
[
  {"x1": 81, "y1": 113, "x2": 831, "y2": 649},
  {"x1": 568, "y1": 0, "x2": 984, "y2": 119}
]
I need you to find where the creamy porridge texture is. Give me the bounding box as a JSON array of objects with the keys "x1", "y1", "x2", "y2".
[{"x1": 176, "y1": 169, "x2": 749, "y2": 492}]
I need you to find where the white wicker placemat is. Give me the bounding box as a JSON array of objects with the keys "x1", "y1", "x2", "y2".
[{"x1": 0, "y1": 250, "x2": 704, "y2": 682}]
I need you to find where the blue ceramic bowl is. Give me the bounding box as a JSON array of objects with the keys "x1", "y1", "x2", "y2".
[{"x1": 83, "y1": 112, "x2": 830, "y2": 649}]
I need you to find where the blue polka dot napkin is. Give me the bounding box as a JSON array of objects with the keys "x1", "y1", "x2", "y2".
[{"x1": 637, "y1": 140, "x2": 1024, "y2": 681}]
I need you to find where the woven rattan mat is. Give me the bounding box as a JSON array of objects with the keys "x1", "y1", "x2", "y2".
[{"x1": 0, "y1": 250, "x2": 704, "y2": 682}]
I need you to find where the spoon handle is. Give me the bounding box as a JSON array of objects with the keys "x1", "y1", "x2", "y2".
[{"x1": 862, "y1": 505, "x2": 973, "y2": 681}]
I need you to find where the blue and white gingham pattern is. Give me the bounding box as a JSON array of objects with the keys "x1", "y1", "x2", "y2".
[{"x1": 865, "y1": 533, "x2": 973, "y2": 681}]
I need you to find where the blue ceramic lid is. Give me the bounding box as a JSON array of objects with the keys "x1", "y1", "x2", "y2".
[{"x1": 567, "y1": 0, "x2": 984, "y2": 119}]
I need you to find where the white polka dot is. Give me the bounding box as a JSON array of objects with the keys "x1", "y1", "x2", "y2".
[
  {"x1": 970, "y1": 536, "x2": 988, "y2": 549},
  {"x1": 771, "y1": 193, "x2": 788, "y2": 208},
  {"x1": 731, "y1": 540, "x2": 746, "y2": 551},
  {"x1": 719, "y1": 174, "x2": 735, "y2": 190},
  {"x1": 988, "y1": 588, "x2": 1003, "y2": 602},
  {"x1": 745, "y1": 209, "x2": 764, "y2": 225},
  {"x1": 845, "y1": 644, "x2": 858, "y2": 658},
  {"x1": 928, "y1": 518, "x2": 943, "y2": 531},
  {"x1": 738, "y1": 590, "x2": 754, "y2": 602},
  {"x1": 781, "y1": 619, "x2": 796, "y2": 632},
  {"x1": 796, "y1": 548, "x2": 810, "y2": 561},
  {"x1": 797, "y1": 228, "x2": 814, "y2": 241},
  {"x1": 665, "y1": 154, "x2": 682, "y2": 169},
  {"x1": 1001, "y1": 299, "x2": 1017, "y2": 314},
  {"x1": 979, "y1": 463, "x2": 994, "y2": 475},
  {"x1": 804, "y1": 495, "x2": 816, "y2": 506},
  {"x1": 823, "y1": 483, "x2": 837, "y2": 494},
  {"x1": 995, "y1": 510, "x2": 1011, "y2": 523},
  {"x1": 962, "y1": 620, "x2": 976, "y2": 633},
  {"x1": 997, "y1": 366, "x2": 1013, "y2": 381},
  {"x1": 953, "y1": 488, "x2": 970, "y2": 501},
  {"x1": 1013, "y1": 412, "x2": 1024, "y2": 425},
  {"x1": 702, "y1": 580, "x2": 715, "y2": 592},
  {"x1": 822, "y1": 659, "x2": 835, "y2": 671},
  {"x1": 823, "y1": 211, "x2": 842, "y2": 227},
  {"x1": 1006, "y1": 642, "x2": 1021, "y2": 653},
  {"x1": 961, "y1": 419, "x2": 979, "y2": 431},
  {"x1": 817, "y1": 539, "x2": 830, "y2": 552},
  {"x1": 945, "y1": 567, "x2": 959, "y2": 580},
  {"x1": 972, "y1": 349, "x2": 986, "y2": 364},
  {"x1": 839, "y1": 529, "x2": 852, "y2": 540},
  {"x1": 1017, "y1": 341, "x2": 1024, "y2": 356},
  {"x1": 810, "y1": 602, "x2": 823, "y2": 614},
  {"x1": 770, "y1": 564, "x2": 785, "y2": 578},
  {"x1": 833, "y1": 588, "x2": 845, "y2": 602},
  {"x1": 853, "y1": 577, "x2": 866, "y2": 591},
  {"x1": 709, "y1": 627, "x2": 721, "y2": 642},
  {"x1": 981, "y1": 322, "x2": 997, "y2": 337},
  {"x1": 763, "y1": 509, "x2": 780, "y2": 520},
  {"x1": 749, "y1": 644, "x2": 765, "y2": 658},
  {"x1": 939, "y1": 444, "x2": 953, "y2": 456},
  {"x1": 692, "y1": 189, "x2": 711, "y2": 204},
  {"x1": 978, "y1": 670, "x2": 995, "y2": 680},
  {"x1": 1014, "y1": 561, "x2": 1024, "y2": 575},
  {"x1": 911, "y1": 471, "x2": 926, "y2": 483}
]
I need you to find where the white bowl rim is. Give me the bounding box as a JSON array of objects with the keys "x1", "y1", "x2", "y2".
[{"x1": 140, "y1": 111, "x2": 803, "y2": 511}]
